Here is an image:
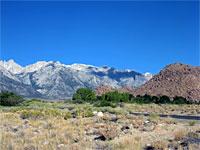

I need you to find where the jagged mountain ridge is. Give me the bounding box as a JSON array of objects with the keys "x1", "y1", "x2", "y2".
[{"x1": 0, "y1": 60, "x2": 152, "y2": 99}]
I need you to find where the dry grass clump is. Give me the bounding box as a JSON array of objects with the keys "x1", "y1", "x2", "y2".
[
  {"x1": 111, "y1": 136, "x2": 141, "y2": 150},
  {"x1": 130, "y1": 119, "x2": 143, "y2": 128},
  {"x1": 98, "y1": 124, "x2": 119, "y2": 140},
  {"x1": 151, "y1": 140, "x2": 168, "y2": 150},
  {"x1": 174, "y1": 128, "x2": 187, "y2": 141},
  {"x1": 162, "y1": 117, "x2": 178, "y2": 124}
]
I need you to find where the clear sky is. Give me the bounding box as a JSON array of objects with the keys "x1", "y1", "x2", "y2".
[{"x1": 1, "y1": 1, "x2": 199, "y2": 74}]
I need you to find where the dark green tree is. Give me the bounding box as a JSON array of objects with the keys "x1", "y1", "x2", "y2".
[
  {"x1": 173, "y1": 96, "x2": 188, "y2": 104},
  {"x1": 72, "y1": 88, "x2": 96, "y2": 102},
  {"x1": 0, "y1": 91, "x2": 24, "y2": 106},
  {"x1": 159, "y1": 95, "x2": 171, "y2": 104},
  {"x1": 101, "y1": 91, "x2": 130, "y2": 103}
]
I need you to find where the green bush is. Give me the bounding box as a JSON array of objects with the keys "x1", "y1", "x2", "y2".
[
  {"x1": 72, "y1": 88, "x2": 96, "y2": 102},
  {"x1": 94, "y1": 100, "x2": 116, "y2": 108},
  {"x1": 0, "y1": 91, "x2": 24, "y2": 106},
  {"x1": 43, "y1": 109, "x2": 62, "y2": 118},
  {"x1": 64, "y1": 112, "x2": 72, "y2": 120},
  {"x1": 101, "y1": 91, "x2": 130, "y2": 103},
  {"x1": 20, "y1": 110, "x2": 44, "y2": 119},
  {"x1": 188, "y1": 120, "x2": 196, "y2": 126}
]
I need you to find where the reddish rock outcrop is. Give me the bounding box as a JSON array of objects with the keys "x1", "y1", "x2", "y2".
[
  {"x1": 117, "y1": 86, "x2": 135, "y2": 94},
  {"x1": 94, "y1": 84, "x2": 115, "y2": 96}
]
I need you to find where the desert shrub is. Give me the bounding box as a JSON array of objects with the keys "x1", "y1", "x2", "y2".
[
  {"x1": 20, "y1": 110, "x2": 44, "y2": 120},
  {"x1": 0, "y1": 91, "x2": 24, "y2": 106},
  {"x1": 149, "y1": 113, "x2": 159, "y2": 119},
  {"x1": 4, "y1": 113, "x2": 18, "y2": 119},
  {"x1": 94, "y1": 100, "x2": 116, "y2": 108},
  {"x1": 20, "y1": 99, "x2": 45, "y2": 107},
  {"x1": 163, "y1": 117, "x2": 178, "y2": 124},
  {"x1": 43, "y1": 109, "x2": 62, "y2": 118},
  {"x1": 188, "y1": 120, "x2": 196, "y2": 126},
  {"x1": 98, "y1": 124, "x2": 119, "y2": 140},
  {"x1": 151, "y1": 140, "x2": 168, "y2": 150},
  {"x1": 73, "y1": 109, "x2": 94, "y2": 118},
  {"x1": 72, "y1": 88, "x2": 96, "y2": 102},
  {"x1": 187, "y1": 131, "x2": 198, "y2": 138},
  {"x1": 174, "y1": 129, "x2": 186, "y2": 141},
  {"x1": 64, "y1": 112, "x2": 72, "y2": 120},
  {"x1": 72, "y1": 99, "x2": 85, "y2": 104}
]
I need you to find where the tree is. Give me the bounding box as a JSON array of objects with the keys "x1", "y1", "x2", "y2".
[
  {"x1": 101, "y1": 91, "x2": 130, "y2": 103},
  {"x1": 173, "y1": 96, "x2": 188, "y2": 104},
  {"x1": 0, "y1": 91, "x2": 24, "y2": 106},
  {"x1": 159, "y1": 95, "x2": 171, "y2": 104},
  {"x1": 72, "y1": 88, "x2": 96, "y2": 102}
]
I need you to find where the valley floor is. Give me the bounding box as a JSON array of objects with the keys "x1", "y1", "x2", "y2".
[{"x1": 0, "y1": 101, "x2": 199, "y2": 150}]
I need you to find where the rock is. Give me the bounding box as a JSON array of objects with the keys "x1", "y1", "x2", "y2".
[
  {"x1": 144, "y1": 122, "x2": 153, "y2": 127},
  {"x1": 22, "y1": 124, "x2": 28, "y2": 129},
  {"x1": 117, "y1": 119, "x2": 126, "y2": 124},
  {"x1": 93, "y1": 111, "x2": 97, "y2": 115},
  {"x1": 97, "y1": 112, "x2": 104, "y2": 117},
  {"x1": 13, "y1": 127, "x2": 18, "y2": 133},
  {"x1": 57, "y1": 144, "x2": 66, "y2": 150},
  {"x1": 24, "y1": 146, "x2": 36, "y2": 150},
  {"x1": 41, "y1": 140, "x2": 49, "y2": 145},
  {"x1": 181, "y1": 137, "x2": 200, "y2": 147},
  {"x1": 19, "y1": 131, "x2": 25, "y2": 137},
  {"x1": 121, "y1": 125, "x2": 131, "y2": 131}
]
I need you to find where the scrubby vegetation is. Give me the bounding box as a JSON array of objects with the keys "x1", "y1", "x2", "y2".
[{"x1": 0, "y1": 90, "x2": 199, "y2": 150}]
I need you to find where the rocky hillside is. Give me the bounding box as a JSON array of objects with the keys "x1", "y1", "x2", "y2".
[
  {"x1": 94, "y1": 84, "x2": 115, "y2": 96},
  {"x1": 118, "y1": 86, "x2": 136, "y2": 93},
  {"x1": 132, "y1": 63, "x2": 200, "y2": 102},
  {"x1": 0, "y1": 60, "x2": 152, "y2": 99}
]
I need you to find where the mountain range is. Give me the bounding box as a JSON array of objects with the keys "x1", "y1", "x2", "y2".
[{"x1": 0, "y1": 60, "x2": 152, "y2": 99}]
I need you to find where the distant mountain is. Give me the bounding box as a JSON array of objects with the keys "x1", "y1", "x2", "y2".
[
  {"x1": 0, "y1": 60, "x2": 152, "y2": 99},
  {"x1": 132, "y1": 63, "x2": 200, "y2": 102}
]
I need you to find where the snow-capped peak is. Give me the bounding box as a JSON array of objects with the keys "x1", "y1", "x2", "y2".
[
  {"x1": 0, "y1": 60, "x2": 53, "y2": 74},
  {"x1": 25, "y1": 61, "x2": 53, "y2": 73},
  {"x1": 0, "y1": 59, "x2": 24, "y2": 74},
  {"x1": 144, "y1": 72, "x2": 153, "y2": 80},
  {"x1": 69, "y1": 63, "x2": 94, "y2": 71}
]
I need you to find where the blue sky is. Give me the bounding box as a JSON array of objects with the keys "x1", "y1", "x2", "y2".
[{"x1": 1, "y1": 1, "x2": 199, "y2": 74}]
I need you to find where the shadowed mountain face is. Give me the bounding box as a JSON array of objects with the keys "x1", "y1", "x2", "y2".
[
  {"x1": 0, "y1": 60, "x2": 151, "y2": 99},
  {"x1": 132, "y1": 63, "x2": 200, "y2": 102}
]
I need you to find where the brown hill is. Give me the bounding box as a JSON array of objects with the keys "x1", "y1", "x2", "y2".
[
  {"x1": 132, "y1": 63, "x2": 200, "y2": 102},
  {"x1": 94, "y1": 84, "x2": 115, "y2": 96},
  {"x1": 118, "y1": 86, "x2": 135, "y2": 93}
]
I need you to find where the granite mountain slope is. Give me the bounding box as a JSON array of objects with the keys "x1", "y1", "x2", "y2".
[{"x1": 0, "y1": 60, "x2": 151, "y2": 99}]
